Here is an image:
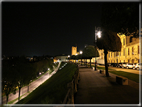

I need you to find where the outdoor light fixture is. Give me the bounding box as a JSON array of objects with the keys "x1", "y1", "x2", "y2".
[
  {"x1": 80, "y1": 50, "x2": 83, "y2": 66},
  {"x1": 97, "y1": 31, "x2": 102, "y2": 38},
  {"x1": 94, "y1": 27, "x2": 102, "y2": 71},
  {"x1": 80, "y1": 51, "x2": 83, "y2": 54}
]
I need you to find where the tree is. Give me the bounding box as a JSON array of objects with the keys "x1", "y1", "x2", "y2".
[
  {"x1": 13, "y1": 56, "x2": 31, "y2": 101},
  {"x1": 15, "y1": 63, "x2": 27, "y2": 101},
  {"x1": 76, "y1": 54, "x2": 82, "y2": 65},
  {"x1": 96, "y1": 28, "x2": 121, "y2": 77},
  {"x1": 101, "y1": 3, "x2": 139, "y2": 37},
  {"x1": 82, "y1": 45, "x2": 99, "y2": 68},
  {"x1": 2, "y1": 65, "x2": 17, "y2": 104},
  {"x1": 70, "y1": 55, "x2": 77, "y2": 63},
  {"x1": 24, "y1": 63, "x2": 37, "y2": 93}
]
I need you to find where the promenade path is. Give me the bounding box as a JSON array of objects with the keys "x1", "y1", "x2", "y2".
[{"x1": 74, "y1": 66, "x2": 140, "y2": 104}]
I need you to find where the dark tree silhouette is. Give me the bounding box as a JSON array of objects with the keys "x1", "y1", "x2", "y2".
[
  {"x1": 96, "y1": 28, "x2": 121, "y2": 77},
  {"x1": 83, "y1": 45, "x2": 99, "y2": 68},
  {"x1": 101, "y1": 3, "x2": 139, "y2": 37},
  {"x1": 2, "y1": 66, "x2": 17, "y2": 104},
  {"x1": 70, "y1": 55, "x2": 77, "y2": 63}
]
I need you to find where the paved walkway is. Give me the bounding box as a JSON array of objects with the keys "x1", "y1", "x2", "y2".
[{"x1": 74, "y1": 66, "x2": 140, "y2": 104}]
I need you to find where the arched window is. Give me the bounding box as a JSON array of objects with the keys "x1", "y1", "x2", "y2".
[
  {"x1": 123, "y1": 38, "x2": 125, "y2": 45},
  {"x1": 138, "y1": 46, "x2": 139, "y2": 54},
  {"x1": 132, "y1": 47, "x2": 134, "y2": 55},
  {"x1": 130, "y1": 37, "x2": 133, "y2": 43}
]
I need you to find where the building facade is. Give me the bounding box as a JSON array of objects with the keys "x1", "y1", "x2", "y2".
[
  {"x1": 72, "y1": 46, "x2": 78, "y2": 55},
  {"x1": 98, "y1": 32, "x2": 140, "y2": 64},
  {"x1": 53, "y1": 54, "x2": 68, "y2": 62}
]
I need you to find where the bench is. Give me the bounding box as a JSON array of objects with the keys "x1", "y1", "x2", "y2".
[
  {"x1": 92, "y1": 67, "x2": 97, "y2": 71},
  {"x1": 116, "y1": 76, "x2": 128, "y2": 85},
  {"x1": 99, "y1": 70, "x2": 105, "y2": 74}
]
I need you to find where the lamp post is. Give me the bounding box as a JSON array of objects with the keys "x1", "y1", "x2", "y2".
[
  {"x1": 68, "y1": 55, "x2": 70, "y2": 62},
  {"x1": 80, "y1": 51, "x2": 83, "y2": 65},
  {"x1": 95, "y1": 27, "x2": 101, "y2": 71},
  {"x1": 75, "y1": 53, "x2": 78, "y2": 63}
]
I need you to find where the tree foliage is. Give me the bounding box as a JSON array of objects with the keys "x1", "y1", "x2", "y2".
[
  {"x1": 96, "y1": 28, "x2": 121, "y2": 52},
  {"x1": 82, "y1": 45, "x2": 99, "y2": 58},
  {"x1": 96, "y1": 28, "x2": 121, "y2": 77},
  {"x1": 101, "y1": 3, "x2": 139, "y2": 37},
  {"x1": 2, "y1": 56, "x2": 54, "y2": 103}
]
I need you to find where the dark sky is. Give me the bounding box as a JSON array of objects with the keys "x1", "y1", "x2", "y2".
[{"x1": 2, "y1": 2, "x2": 102, "y2": 56}]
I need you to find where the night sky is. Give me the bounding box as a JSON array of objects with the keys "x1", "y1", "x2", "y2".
[{"x1": 2, "y1": 2, "x2": 102, "y2": 56}]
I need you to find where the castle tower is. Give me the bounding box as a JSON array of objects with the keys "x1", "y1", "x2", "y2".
[{"x1": 72, "y1": 46, "x2": 77, "y2": 55}]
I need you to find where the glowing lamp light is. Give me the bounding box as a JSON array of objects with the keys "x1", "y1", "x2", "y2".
[
  {"x1": 97, "y1": 31, "x2": 101, "y2": 38},
  {"x1": 80, "y1": 51, "x2": 83, "y2": 54}
]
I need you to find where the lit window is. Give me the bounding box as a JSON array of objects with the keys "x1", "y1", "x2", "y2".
[
  {"x1": 132, "y1": 47, "x2": 134, "y2": 55},
  {"x1": 123, "y1": 38, "x2": 125, "y2": 45},
  {"x1": 138, "y1": 46, "x2": 139, "y2": 54},
  {"x1": 123, "y1": 48, "x2": 125, "y2": 56}
]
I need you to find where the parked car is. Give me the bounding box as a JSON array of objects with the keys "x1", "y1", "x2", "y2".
[
  {"x1": 134, "y1": 63, "x2": 142, "y2": 70},
  {"x1": 132, "y1": 63, "x2": 137, "y2": 69},
  {"x1": 110, "y1": 63, "x2": 117, "y2": 67},
  {"x1": 134, "y1": 63, "x2": 139, "y2": 70},
  {"x1": 115, "y1": 63, "x2": 120, "y2": 67},
  {"x1": 122, "y1": 63, "x2": 127, "y2": 68},
  {"x1": 126, "y1": 63, "x2": 133, "y2": 69},
  {"x1": 107, "y1": 63, "x2": 111, "y2": 67},
  {"x1": 117, "y1": 63, "x2": 123, "y2": 68}
]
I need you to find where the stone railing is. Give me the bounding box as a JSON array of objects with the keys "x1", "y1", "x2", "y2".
[{"x1": 63, "y1": 65, "x2": 80, "y2": 104}]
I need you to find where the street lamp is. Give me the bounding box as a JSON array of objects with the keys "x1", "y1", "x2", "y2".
[
  {"x1": 68, "y1": 55, "x2": 70, "y2": 62},
  {"x1": 75, "y1": 53, "x2": 78, "y2": 63},
  {"x1": 80, "y1": 51, "x2": 83, "y2": 65},
  {"x1": 80, "y1": 51, "x2": 83, "y2": 54},
  {"x1": 97, "y1": 31, "x2": 101, "y2": 38},
  {"x1": 95, "y1": 27, "x2": 102, "y2": 71}
]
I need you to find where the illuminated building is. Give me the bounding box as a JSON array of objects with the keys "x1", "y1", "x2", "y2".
[{"x1": 98, "y1": 32, "x2": 141, "y2": 64}]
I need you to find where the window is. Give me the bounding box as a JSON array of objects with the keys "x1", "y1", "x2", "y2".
[
  {"x1": 128, "y1": 48, "x2": 129, "y2": 55},
  {"x1": 123, "y1": 48, "x2": 125, "y2": 56},
  {"x1": 114, "y1": 52, "x2": 115, "y2": 57},
  {"x1": 116, "y1": 52, "x2": 119, "y2": 56},
  {"x1": 128, "y1": 59, "x2": 130, "y2": 63},
  {"x1": 111, "y1": 52, "x2": 112, "y2": 58},
  {"x1": 132, "y1": 47, "x2": 134, "y2": 55},
  {"x1": 123, "y1": 38, "x2": 125, "y2": 45},
  {"x1": 138, "y1": 46, "x2": 139, "y2": 54},
  {"x1": 132, "y1": 59, "x2": 134, "y2": 63},
  {"x1": 130, "y1": 37, "x2": 133, "y2": 43},
  {"x1": 138, "y1": 59, "x2": 139, "y2": 63}
]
